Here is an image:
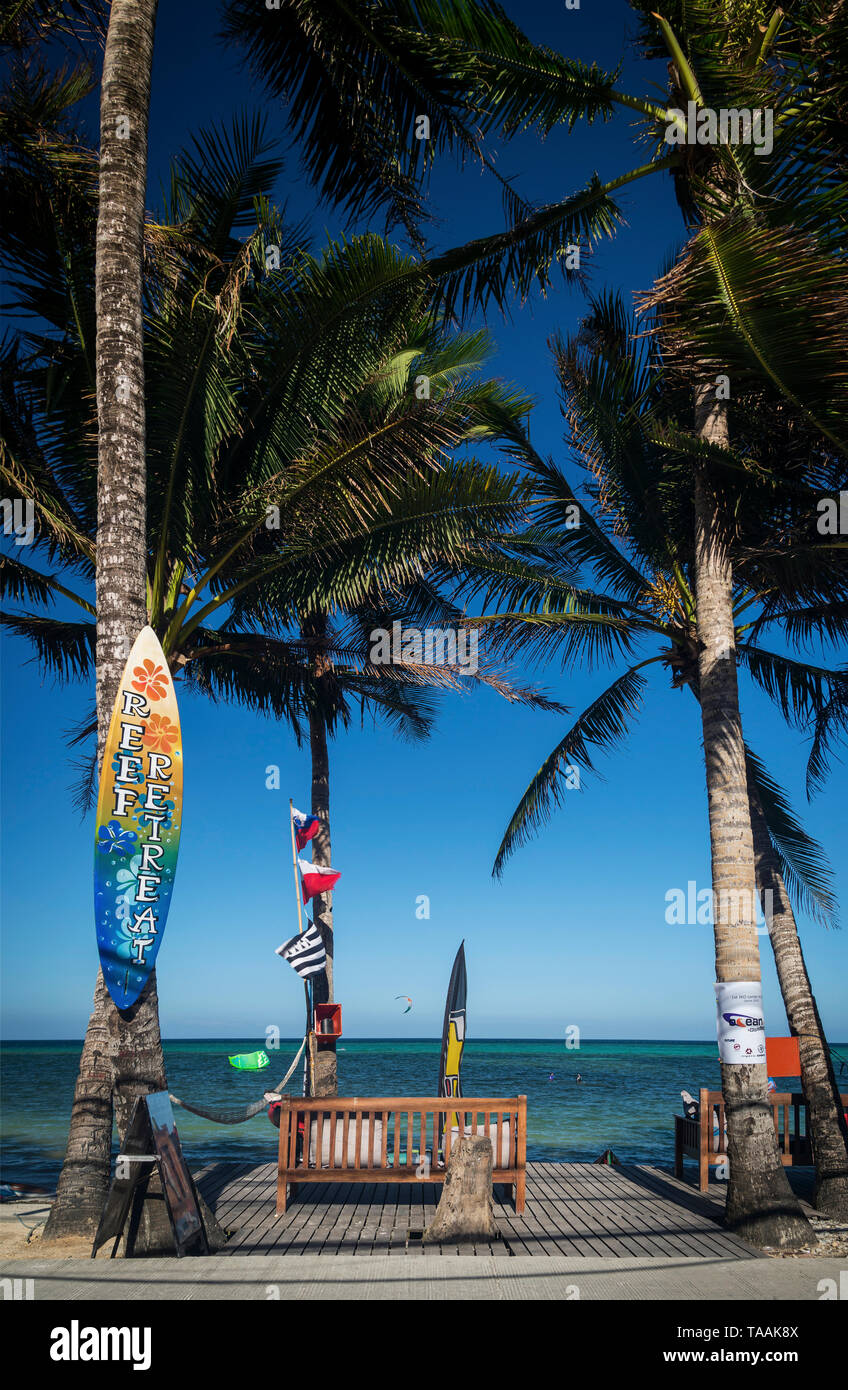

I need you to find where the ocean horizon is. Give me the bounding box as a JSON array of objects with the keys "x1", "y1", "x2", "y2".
[{"x1": 5, "y1": 1036, "x2": 843, "y2": 1190}]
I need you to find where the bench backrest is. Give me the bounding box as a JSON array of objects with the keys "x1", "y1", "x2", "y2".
[
  {"x1": 279, "y1": 1096, "x2": 527, "y2": 1175},
  {"x1": 699, "y1": 1089, "x2": 848, "y2": 1156}
]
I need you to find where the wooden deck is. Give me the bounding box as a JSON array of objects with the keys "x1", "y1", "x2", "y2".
[{"x1": 196, "y1": 1160, "x2": 761, "y2": 1259}]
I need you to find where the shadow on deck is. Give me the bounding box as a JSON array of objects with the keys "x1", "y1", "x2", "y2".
[{"x1": 195, "y1": 1159, "x2": 763, "y2": 1259}]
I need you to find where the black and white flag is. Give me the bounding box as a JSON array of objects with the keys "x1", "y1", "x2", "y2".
[{"x1": 275, "y1": 921, "x2": 326, "y2": 979}]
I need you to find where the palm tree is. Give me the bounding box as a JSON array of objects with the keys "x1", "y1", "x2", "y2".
[
  {"x1": 3, "y1": 99, "x2": 560, "y2": 1143},
  {"x1": 224, "y1": 3, "x2": 848, "y2": 1242},
  {"x1": 467, "y1": 292, "x2": 848, "y2": 1217},
  {"x1": 258, "y1": 597, "x2": 497, "y2": 1096},
  {"x1": 439, "y1": 0, "x2": 848, "y2": 1246},
  {"x1": 11, "y1": 0, "x2": 159, "y2": 1241},
  {"x1": 222, "y1": 3, "x2": 846, "y2": 420},
  {"x1": 2, "y1": 0, "x2": 437, "y2": 1236},
  {"x1": 2, "y1": 0, "x2": 552, "y2": 1232},
  {"x1": 0, "y1": 0, "x2": 169, "y2": 1244},
  {"x1": 10, "y1": 0, "x2": 843, "y2": 1239}
]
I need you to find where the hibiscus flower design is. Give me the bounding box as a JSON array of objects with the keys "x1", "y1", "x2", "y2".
[
  {"x1": 116, "y1": 854, "x2": 142, "y2": 904},
  {"x1": 131, "y1": 658, "x2": 169, "y2": 702},
  {"x1": 97, "y1": 820, "x2": 138, "y2": 856},
  {"x1": 141, "y1": 713, "x2": 179, "y2": 753}
]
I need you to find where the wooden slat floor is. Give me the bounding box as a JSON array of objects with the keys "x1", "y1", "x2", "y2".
[{"x1": 195, "y1": 1160, "x2": 760, "y2": 1259}]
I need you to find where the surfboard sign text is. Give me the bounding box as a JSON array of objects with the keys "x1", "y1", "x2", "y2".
[{"x1": 94, "y1": 626, "x2": 182, "y2": 1009}]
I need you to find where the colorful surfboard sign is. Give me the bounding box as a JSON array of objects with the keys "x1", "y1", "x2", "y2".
[{"x1": 94, "y1": 626, "x2": 182, "y2": 1009}]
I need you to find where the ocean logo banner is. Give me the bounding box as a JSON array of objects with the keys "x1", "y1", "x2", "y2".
[
  {"x1": 94, "y1": 627, "x2": 182, "y2": 1009},
  {"x1": 715, "y1": 980, "x2": 766, "y2": 1064}
]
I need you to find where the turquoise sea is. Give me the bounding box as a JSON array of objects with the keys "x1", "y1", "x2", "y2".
[{"x1": 0, "y1": 1037, "x2": 824, "y2": 1189}]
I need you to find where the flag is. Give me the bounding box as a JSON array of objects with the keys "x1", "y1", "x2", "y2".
[
  {"x1": 275, "y1": 920, "x2": 326, "y2": 978},
  {"x1": 298, "y1": 856, "x2": 340, "y2": 904},
  {"x1": 292, "y1": 806, "x2": 320, "y2": 853},
  {"x1": 438, "y1": 942, "x2": 466, "y2": 1101},
  {"x1": 436, "y1": 943, "x2": 466, "y2": 1150}
]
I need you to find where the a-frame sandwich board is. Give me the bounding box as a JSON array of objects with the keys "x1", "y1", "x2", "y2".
[{"x1": 91, "y1": 1091, "x2": 208, "y2": 1258}]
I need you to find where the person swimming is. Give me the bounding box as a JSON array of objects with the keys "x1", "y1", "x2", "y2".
[{"x1": 576, "y1": 1073, "x2": 582, "y2": 1083}]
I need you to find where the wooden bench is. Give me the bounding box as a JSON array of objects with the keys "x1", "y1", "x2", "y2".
[
  {"x1": 674, "y1": 1087, "x2": 848, "y2": 1191},
  {"x1": 276, "y1": 1096, "x2": 527, "y2": 1214}
]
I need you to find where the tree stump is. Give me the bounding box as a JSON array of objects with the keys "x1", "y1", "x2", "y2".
[
  {"x1": 312, "y1": 1037, "x2": 337, "y2": 1098},
  {"x1": 423, "y1": 1135, "x2": 497, "y2": 1244}
]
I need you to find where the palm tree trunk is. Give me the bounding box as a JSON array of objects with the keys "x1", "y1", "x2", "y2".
[
  {"x1": 310, "y1": 708, "x2": 334, "y2": 1001},
  {"x1": 112, "y1": 971, "x2": 168, "y2": 1139},
  {"x1": 746, "y1": 780, "x2": 848, "y2": 1217},
  {"x1": 44, "y1": 0, "x2": 161, "y2": 1241},
  {"x1": 688, "y1": 673, "x2": 848, "y2": 1218},
  {"x1": 309, "y1": 704, "x2": 338, "y2": 1096},
  {"x1": 306, "y1": 611, "x2": 337, "y2": 1096},
  {"x1": 693, "y1": 387, "x2": 811, "y2": 1247},
  {"x1": 41, "y1": 973, "x2": 114, "y2": 1237}
]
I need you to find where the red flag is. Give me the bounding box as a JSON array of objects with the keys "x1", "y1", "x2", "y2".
[{"x1": 298, "y1": 856, "x2": 340, "y2": 904}]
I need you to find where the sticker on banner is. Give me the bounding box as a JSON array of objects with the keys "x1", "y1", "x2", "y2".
[{"x1": 715, "y1": 981, "x2": 766, "y2": 1064}]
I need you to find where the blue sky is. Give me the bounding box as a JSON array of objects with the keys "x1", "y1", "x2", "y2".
[{"x1": 2, "y1": 0, "x2": 846, "y2": 1043}]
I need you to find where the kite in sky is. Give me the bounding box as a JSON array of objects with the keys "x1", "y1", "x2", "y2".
[{"x1": 395, "y1": 995, "x2": 413, "y2": 1014}]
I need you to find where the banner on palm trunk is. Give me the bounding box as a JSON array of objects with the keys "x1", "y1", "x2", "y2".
[
  {"x1": 276, "y1": 920, "x2": 326, "y2": 979},
  {"x1": 298, "y1": 857, "x2": 340, "y2": 904},
  {"x1": 291, "y1": 807, "x2": 319, "y2": 852},
  {"x1": 94, "y1": 626, "x2": 182, "y2": 1010},
  {"x1": 715, "y1": 980, "x2": 766, "y2": 1064}
]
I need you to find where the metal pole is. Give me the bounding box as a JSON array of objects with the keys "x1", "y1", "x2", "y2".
[{"x1": 289, "y1": 799, "x2": 312, "y2": 1096}]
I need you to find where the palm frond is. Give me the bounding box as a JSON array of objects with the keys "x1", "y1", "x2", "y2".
[
  {"x1": 493, "y1": 662, "x2": 653, "y2": 877},
  {"x1": 806, "y1": 678, "x2": 848, "y2": 798},
  {"x1": 0, "y1": 610, "x2": 95, "y2": 679},
  {"x1": 639, "y1": 216, "x2": 848, "y2": 455},
  {"x1": 423, "y1": 168, "x2": 641, "y2": 320},
  {"x1": 737, "y1": 644, "x2": 844, "y2": 730},
  {"x1": 220, "y1": 0, "x2": 488, "y2": 232},
  {"x1": 745, "y1": 744, "x2": 838, "y2": 927}
]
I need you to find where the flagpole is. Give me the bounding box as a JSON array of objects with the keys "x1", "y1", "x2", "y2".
[
  {"x1": 289, "y1": 798, "x2": 305, "y2": 937},
  {"x1": 289, "y1": 799, "x2": 312, "y2": 1096}
]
